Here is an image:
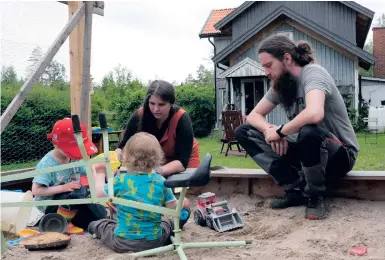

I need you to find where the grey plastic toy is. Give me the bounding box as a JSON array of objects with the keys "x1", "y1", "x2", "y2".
[
  {"x1": 194, "y1": 192, "x2": 244, "y2": 232},
  {"x1": 38, "y1": 213, "x2": 67, "y2": 233}
]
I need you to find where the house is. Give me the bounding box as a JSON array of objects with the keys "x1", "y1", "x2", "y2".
[
  {"x1": 199, "y1": 1, "x2": 377, "y2": 128},
  {"x1": 360, "y1": 27, "x2": 385, "y2": 107}
]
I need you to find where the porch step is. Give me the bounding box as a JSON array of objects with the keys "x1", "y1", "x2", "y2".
[{"x1": 210, "y1": 168, "x2": 385, "y2": 180}]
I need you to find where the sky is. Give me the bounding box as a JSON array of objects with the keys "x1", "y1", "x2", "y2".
[{"x1": 1, "y1": 0, "x2": 384, "y2": 86}]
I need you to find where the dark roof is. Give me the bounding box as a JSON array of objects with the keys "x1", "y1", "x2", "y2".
[
  {"x1": 214, "y1": 1, "x2": 374, "y2": 49},
  {"x1": 199, "y1": 9, "x2": 235, "y2": 38},
  {"x1": 212, "y1": 6, "x2": 375, "y2": 70}
]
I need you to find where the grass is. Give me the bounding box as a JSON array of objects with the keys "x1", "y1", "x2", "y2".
[
  {"x1": 1, "y1": 131, "x2": 384, "y2": 173},
  {"x1": 197, "y1": 130, "x2": 385, "y2": 171}
]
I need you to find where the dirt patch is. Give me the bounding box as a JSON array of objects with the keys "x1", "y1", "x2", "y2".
[{"x1": 2, "y1": 195, "x2": 385, "y2": 260}]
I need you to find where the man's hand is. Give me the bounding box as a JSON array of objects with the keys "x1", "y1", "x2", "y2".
[
  {"x1": 61, "y1": 182, "x2": 81, "y2": 192},
  {"x1": 263, "y1": 126, "x2": 280, "y2": 143},
  {"x1": 270, "y1": 138, "x2": 288, "y2": 156}
]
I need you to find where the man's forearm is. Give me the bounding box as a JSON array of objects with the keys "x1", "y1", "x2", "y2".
[
  {"x1": 281, "y1": 109, "x2": 322, "y2": 136},
  {"x1": 246, "y1": 113, "x2": 275, "y2": 132}
]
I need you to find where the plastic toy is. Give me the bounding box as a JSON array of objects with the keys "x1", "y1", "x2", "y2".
[
  {"x1": 38, "y1": 213, "x2": 67, "y2": 233},
  {"x1": 193, "y1": 192, "x2": 244, "y2": 232},
  {"x1": 94, "y1": 151, "x2": 121, "y2": 171}
]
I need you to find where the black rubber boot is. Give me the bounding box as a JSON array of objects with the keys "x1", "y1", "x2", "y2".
[
  {"x1": 305, "y1": 196, "x2": 326, "y2": 220},
  {"x1": 271, "y1": 189, "x2": 307, "y2": 209}
]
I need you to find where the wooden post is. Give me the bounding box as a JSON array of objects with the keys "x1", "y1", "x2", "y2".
[
  {"x1": 68, "y1": 1, "x2": 85, "y2": 129},
  {"x1": 82, "y1": 2, "x2": 93, "y2": 137}
]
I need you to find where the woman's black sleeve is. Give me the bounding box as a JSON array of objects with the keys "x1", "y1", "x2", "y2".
[
  {"x1": 173, "y1": 113, "x2": 194, "y2": 169},
  {"x1": 117, "y1": 111, "x2": 139, "y2": 149}
]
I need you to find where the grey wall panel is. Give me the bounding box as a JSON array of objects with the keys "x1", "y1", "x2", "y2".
[{"x1": 232, "y1": 1, "x2": 356, "y2": 44}]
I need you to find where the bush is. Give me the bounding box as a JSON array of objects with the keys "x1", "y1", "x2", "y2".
[
  {"x1": 341, "y1": 92, "x2": 369, "y2": 132},
  {"x1": 110, "y1": 87, "x2": 147, "y2": 129},
  {"x1": 110, "y1": 85, "x2": 216, "y2": 138},
  {"x1": 176, "y1": 85, "x2": 215, "y2": 137},
  {"x1": 1, "y1": 84, "x2": 71, "y2": 165}
]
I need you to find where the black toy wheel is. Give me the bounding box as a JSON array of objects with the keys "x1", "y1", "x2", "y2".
[
  {"x1": 206, "y1": 217, "x2": 214, "y2": 230},
  {"x1": 194, "y1": 209, "x2": 205, "y2": 226}
]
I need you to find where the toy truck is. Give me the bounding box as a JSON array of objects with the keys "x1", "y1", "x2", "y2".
[{"x1": 193, "y1": 192, "x2": 244, "y2": 232}]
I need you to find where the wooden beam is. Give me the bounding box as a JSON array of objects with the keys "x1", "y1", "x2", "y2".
[
  {"x1": 58, "y1": 1, "x2": 104, "y2": 16},
  {"x1": 81, "y1": 1, "x2": 94, "y2": 136},
  {"x1": 0, "y1": 3, "x2": 85, "y2": 134},
  {"x1": 68, "y1": 1, "x2": 85, "y2": 125}
]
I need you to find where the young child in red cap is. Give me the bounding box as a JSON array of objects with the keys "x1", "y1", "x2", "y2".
[{"x1": 32, "y1": 117, "x2": 107, "y2": 234}]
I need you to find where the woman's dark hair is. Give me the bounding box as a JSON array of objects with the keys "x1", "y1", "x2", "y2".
[
  {"x1": 258, "y1": 35, "x2": 314, "y2": 66},
  {"x1": 139, "y1": 80, "x2": 175, "y2": 134}
]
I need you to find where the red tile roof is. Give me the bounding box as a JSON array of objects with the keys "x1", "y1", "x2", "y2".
[{"x1": 199, "y1": 8, "x2": 235, "y2": 37}]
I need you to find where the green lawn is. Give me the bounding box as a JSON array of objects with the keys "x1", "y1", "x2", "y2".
[
  {"x1": 1, "y1": 131, "x2": 384, "y2": 172},
  {"x1": 197, "y1": 131, "x2": 385, "y2": 171}
]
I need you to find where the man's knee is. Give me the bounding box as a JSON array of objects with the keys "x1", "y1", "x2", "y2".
[
  {"x1": 234, "y1": 124, "x2": 248, "y2": 141},
  {"x1": 298, "y1": 124, "x2": 326, "y2": 144},
  {"x1": 235, "y1": 124, "x2": 263, "y2": 142}
]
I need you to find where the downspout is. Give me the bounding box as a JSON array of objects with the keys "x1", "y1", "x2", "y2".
[
  {"x1": 358, "y1": 75, "x2": 362, "y2": 113},
  {"x1": 208, "y1": 37, "x2": 217, "y2": 125}
]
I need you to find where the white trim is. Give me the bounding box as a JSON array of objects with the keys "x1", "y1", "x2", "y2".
[
  {"x1": 354, "y1": 57, "x2": 359, "y2": 112},
  {"x1": 264, "y1": 78, "x2": 270, "y2": 122},
  {"x1": 361, "y1": 76, "x2": 385, "y2": 83},
  {"x1": 241, "y1": 82, "x2": 245, "y2": 115},
  {"x1": 219, "y1": 57, "x2": 265, "y2": 78},
  {"x1": 230, "y1": 78, "x2": 234, "y2": 104}
]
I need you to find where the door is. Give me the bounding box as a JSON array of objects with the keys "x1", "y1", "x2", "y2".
[{"x1": 242, "y1": 79, "x2": 265, "y2": 115}]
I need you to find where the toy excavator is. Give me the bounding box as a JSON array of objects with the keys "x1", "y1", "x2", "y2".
[{"x1": 193, "y1": 192, "x2": 244, "y2": 232}]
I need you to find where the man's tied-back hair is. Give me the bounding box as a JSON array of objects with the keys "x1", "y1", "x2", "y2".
[{"x1": 258, "y1": 35, "x2": 314, "y2": 66}]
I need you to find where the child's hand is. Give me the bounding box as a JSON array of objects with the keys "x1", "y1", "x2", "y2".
[{"x1": 62, "y1": 181, "x2": 81, "y2": 192}]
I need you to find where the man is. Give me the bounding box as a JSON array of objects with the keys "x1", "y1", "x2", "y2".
[{"x1": 235, "y1": 35, "x2": 358, "y2": 220}]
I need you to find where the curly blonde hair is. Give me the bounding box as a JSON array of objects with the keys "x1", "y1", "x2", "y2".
[{"x1": 122, "y1": 132, "x2": 164, "y2": 172}]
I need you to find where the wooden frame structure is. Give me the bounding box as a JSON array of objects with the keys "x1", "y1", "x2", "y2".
[{"x1": 0, "y1": 1, "x2": 104, "y2": 137}]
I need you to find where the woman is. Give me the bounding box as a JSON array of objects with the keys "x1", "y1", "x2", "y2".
[{"x1": 115, "y1": 80, "x2": 200, "y2": 177}]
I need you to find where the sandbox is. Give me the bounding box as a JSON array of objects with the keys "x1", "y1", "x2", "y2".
[{"x1": 2, "y1": 194, "x2": 385, "y2": 260}]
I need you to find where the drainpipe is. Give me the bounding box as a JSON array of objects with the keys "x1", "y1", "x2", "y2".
[
  {"x1": 208, "y1": 37, "x2": 218, "y2": 126},
  {"x1": 358, "y1": 75, "x2": 362, "y2": 114}
]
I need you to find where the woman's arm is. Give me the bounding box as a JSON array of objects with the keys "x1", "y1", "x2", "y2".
[{"x1": 159, "y1": 113, "x2": 193, "y2": 177}]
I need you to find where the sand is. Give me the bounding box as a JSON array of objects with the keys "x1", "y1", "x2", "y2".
[{"x1": 2, "y1": 194, "x2": 385, "y2": 260}]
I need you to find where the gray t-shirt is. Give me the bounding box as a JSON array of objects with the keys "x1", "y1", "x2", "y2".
[{"x1": 265, "y1": 64, "x2": 359, "y2": 158}]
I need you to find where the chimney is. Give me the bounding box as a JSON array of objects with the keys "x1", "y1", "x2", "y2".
[{"x1": 373, "y1": 27, "x2": 385, "y2": 78}]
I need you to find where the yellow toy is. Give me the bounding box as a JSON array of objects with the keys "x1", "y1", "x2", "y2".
[{"x1": 94, "y1": 151, "x2": 121, "y2": 171}]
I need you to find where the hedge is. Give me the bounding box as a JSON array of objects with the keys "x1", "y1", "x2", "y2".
[{"x1": 111, "y1": 85, "x2": 216, "y2": 137}]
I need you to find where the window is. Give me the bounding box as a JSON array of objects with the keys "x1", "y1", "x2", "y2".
[{"x1": 381, "y1": 100, "x2": 385, "y2": 106}]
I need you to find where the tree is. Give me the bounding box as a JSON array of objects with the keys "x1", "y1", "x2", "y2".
[
  {"x1": 183, "y1": 64, "x2": 214, "y2": 87},
  {"x1": 25, "y1": 47, "x2": 67, "y2": 87},
  {"x1": 1, "y1": 66, "x2": 18, "y2": 85},
  {"x1": 196, "y1": 64, "x2": 214, "y2": 86},
  {"x1": 42, "y1": 60, "x2": 67, "y2": 87},
  {"x1": 184, "y1": 74, "x2": 196, "y2": 84},
  {"x1": 25, "y1": 47, "x2": 44, "y2": 79}
]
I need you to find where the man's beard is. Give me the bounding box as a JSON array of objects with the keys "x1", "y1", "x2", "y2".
[{"x1": 271, "y1": 71, "x2": 298, "y2": 109}]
